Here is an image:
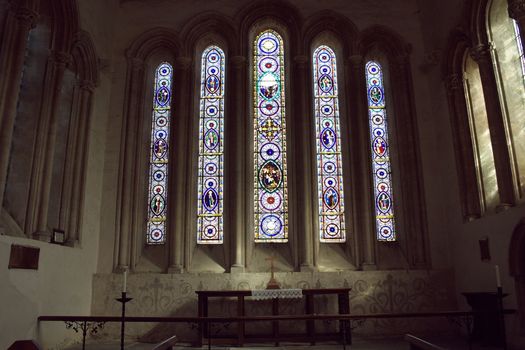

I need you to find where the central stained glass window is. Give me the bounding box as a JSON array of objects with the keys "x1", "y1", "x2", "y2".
[
  {"x1": 253, "y1": 30, "x2": 288, "y2": 242},
  {"x1": 146, "y1": 62, "x2": 173, "y2": 244},
  {"x1": 313, "y1": 45, "x2": 346, "y2": 242},
  {"x1": 366, "y1": 60, "x2": 396, "y2": 241},
  {"x1": 197, "y1": 46, "x2": 225, "y2": 244}
]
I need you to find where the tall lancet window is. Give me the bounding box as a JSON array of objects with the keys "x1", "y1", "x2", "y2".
[
  {"x1": 313, "y1": 45, "x2": 346, "y2": 242},
  {"x1": 366, "y1": 61, "x2": 396, "y2": 241},
  {"x1": 513, "y1": 21, "x2": 525, "y2": 81},
  {"x1": 146, "y1": 62, "x2": 173, "y2": 244},
  {"x1": 253, "y1": 30, "x2": 288, "y2": 242},
  {"x1": 197, "y1": 46, "x2": 225, "y2": 244}
]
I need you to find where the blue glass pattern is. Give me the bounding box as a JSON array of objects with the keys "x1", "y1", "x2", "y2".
[
  {"x1": 366, "y1": 61, "x2": 396, "y2": 241},
  {"x1": 254, "y1": 30, "x2": 288, "y2": 242},
  {"x1": 146, "y1": 62, "x2": 172, "y2": 244},
  {"x1": 197, "y1": 46, "x2": 225, "y2": 244},
  {"x1": 313, "y1": 46, "x2": 346, "y2": 242}
]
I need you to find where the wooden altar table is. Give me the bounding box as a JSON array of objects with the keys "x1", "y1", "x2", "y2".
[{"x1": 195, "y1": 288, "x2": 351, "y2": 347}]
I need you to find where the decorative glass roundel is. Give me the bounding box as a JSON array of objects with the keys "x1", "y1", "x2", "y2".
[
  {"x1": 313, "y1": 45, "x2": 346, "y2": 243},
  {"x1": 146, "y1": 62, "x2": 173, "y2": 245},
  {"x1": 197, "y1": 46, "x2": 225, "y2": 244},
  {"x1": 366, "y1": 60, "x2": 396, "y2": 241},
  {"x1": 254, "y1": 30, "x2": 288, "y2": 243}
]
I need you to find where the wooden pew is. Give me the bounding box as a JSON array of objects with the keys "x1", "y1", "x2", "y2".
[{"x1": 404, "y1": 334, "x2": 446, "y2": 350}]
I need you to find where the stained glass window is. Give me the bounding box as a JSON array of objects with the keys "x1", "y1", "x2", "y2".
[
  {"x1": 366, "y1": 61, "x2": 396, "y2": 241},
  {"x1": 313, "y1": 46, "x2": 346, "y2": 242},
  {"x1": 197, "y1": 46, "x2": 225, "y2": 244},
  {"x1": 146, "y1": 62, "x2": 173, "y2": 244},
  {"x1": 513, "y1": 20, "x2": 525, "y2": 82},
  {"x1": 253, "y1": 30, "x2": 288, "y2": 242}
]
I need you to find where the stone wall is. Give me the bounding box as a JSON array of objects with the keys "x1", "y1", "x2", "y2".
[{"x1": 91, "y1": 269, "x2": 456, "y2": 343}]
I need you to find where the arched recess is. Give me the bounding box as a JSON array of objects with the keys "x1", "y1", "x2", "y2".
[
  {"x1": 244, "y1": 18, "x2": 297, "y2": 272},
  {"x1": 2, "y1": 0, "x2": 98, "y2": 248},
  {"x1": 116, "y1": 27, "x2": 182, "y2": 273},
  {"x1": 180, "y1": 13, "x2": 238, "y2": 272},
  {"x1": 467, "y1": 0, "x2": 517, "y2": 208},
  {"x1": 442, "y1": 29, "x2": 484, "y2": 221},
  {"x1": 509, "y1": 218, "x2": 525, "y2": 332},
  {"x1": 358, "y1": 25, "x2": 430, "y2": 269},
  {"x1": 302, "y1": 12, "x2": 361, "y2": 271}
]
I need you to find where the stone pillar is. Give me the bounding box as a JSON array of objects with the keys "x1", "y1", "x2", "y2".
[
  {"x1": 64, "y1": 80, "x2": 95, "y2": 245},
  {"x1": 229, "y1": 55, "x2": 247, "y2": 273},
  {"x1": 508, "y1": 0, "x2": 525, "y2": 51},
  {"x1": 346, "y1": 55, "x2": 375, "y2": 270},
  {"x1": 115, "y1": 57, "x2": 145, "y2": 271},
  {"x1": 168, "y1": 56, "x2": 192, "y2": 273},
  {"x1": 27, "y1": 50, "x2": 71, "y2": 241},
  {"x1": 0, "y1": 1, "x2": 38, "y2": 211},
  {"x1": 444, "y1": 74, "x2": 482, "y2": 220},
  {"x1": 389, "y1": 54, "x2": 430, "y2": 268},
  {"x1": 293, "y1": 55, "x2": 315, "y2": 271},
  {"x1": 471, "y1": 44, "x2": 516, "y2": 208}
]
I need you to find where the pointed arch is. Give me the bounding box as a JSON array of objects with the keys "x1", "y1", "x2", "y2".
[{"x1": 197, "y1": 45, "x2": 226, "y2": 244}]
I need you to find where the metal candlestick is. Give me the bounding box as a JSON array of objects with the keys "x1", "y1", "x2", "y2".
[{"x1": 116, "y1": 291, "x2": 133, "y2": 350}]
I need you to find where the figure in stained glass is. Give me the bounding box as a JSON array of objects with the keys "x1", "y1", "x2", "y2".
[
  {"x1": 254, "y1": 30, "x2": 288, "y2": 242},
  {"x1": 197, "y1": 46, "x2": 225, "y2": 244},
  {"x1": 146, "y1": 62, "x2": 173, "y2": 245},
  {"x1": 366, "y1": 60, "x2": 396, "y2": 241},
  {"x1": 313, "y1": 45, "x2": 346, "y2": 242}
]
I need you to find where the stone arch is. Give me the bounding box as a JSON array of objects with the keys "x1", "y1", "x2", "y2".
[
  {"x1": 71, "y1": 30, "x2": 99, "y2": 85},
  {"x1": 235, "y1": 0, "x2": 302, "y2": 56},
  {"x1": 509, "y1": 218, "x2": 525, "y2": 331},
  {"x1": 126, "y1": 27, "x2": 181, "y2": 61},
  {"x1": 49, "y1": 0, "x2": 80, "y2": 53},
  {"x1": 358, "y1": 24, "x2": 431, "y2": 269},
  {"x1": 180, "y1": 12, "x2": 238, "y2": 56},
  {"x1": 303, "y1": 10, "x2": 359, "y2": 58},
  {"x1": 442, "y1": 29, "x2": 483, "y2": 221}
]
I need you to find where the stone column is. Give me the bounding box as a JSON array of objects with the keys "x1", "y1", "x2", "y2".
[
  {"x1": 115, "y1": 57, "x2": 145, "y2": 271},
  {"x1": 293, "y1": 55, "x2": 315, "y2": 271},
  {"x1": 444, "y1": 74, "x2": 482, "y2": 220},
  {"x1": 64, "y1": 80, "x2": 95, "y2": 245},
  {"x1": 389, "y1": 54, "x2": 430, "y2": 268},
  {"x1": 168, "y1": 56, "x2": 192, "y2": 273},
  {"x1": 229, "y1": 55, "x2": 247, "y2": 273},
  {"x1": 27, "y1": 51, "x2": 71, "y2": 241},
  {"x1": 0, "y1": 1, "x2": 38, "y2": 210},
  {"x1": 508, "y1": 0, "x2": 525, "y2": 51},
  {"x1": 345, "y1": 55, "x2": 375, "y2": 270},
  {"x1": 471, "y1": 44, "x2": 516, "y2": 208}
]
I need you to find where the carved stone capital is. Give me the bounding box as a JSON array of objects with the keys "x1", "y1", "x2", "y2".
[
  {"x1": 470, "y1": 44, "x2": 491, "y2": 63},
  {"x1": 508, "y1": 0, "x2": 525, "y2": 21},
  {"x1": 174, "y1": 56, "x2": 192, "y2": 70},
  {"x1": 51, "y1": 51, "x2": 73, "y2": 67},
  {"x1": 444, "y1": 73, "x2": 462, "y2": 91},
  {"x1": 14, "y1": 6, "x2": 39, "y2": 28},
  {"x1": 79, "y1": 79, "x2": 96, "y2": 92}
]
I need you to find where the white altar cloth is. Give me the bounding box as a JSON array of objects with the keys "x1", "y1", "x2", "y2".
[{"x1": 250, "y1": 288, "x2": 303, "y2": 300}]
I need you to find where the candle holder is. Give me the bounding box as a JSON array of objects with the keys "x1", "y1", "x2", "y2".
[{"x1": 116, "y1": 291, "x2": 133, "y2": 350}]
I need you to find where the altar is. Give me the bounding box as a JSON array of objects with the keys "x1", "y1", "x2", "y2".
[{"x1": 195, "y1": 288, "x2": 352, "y2": 346}]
